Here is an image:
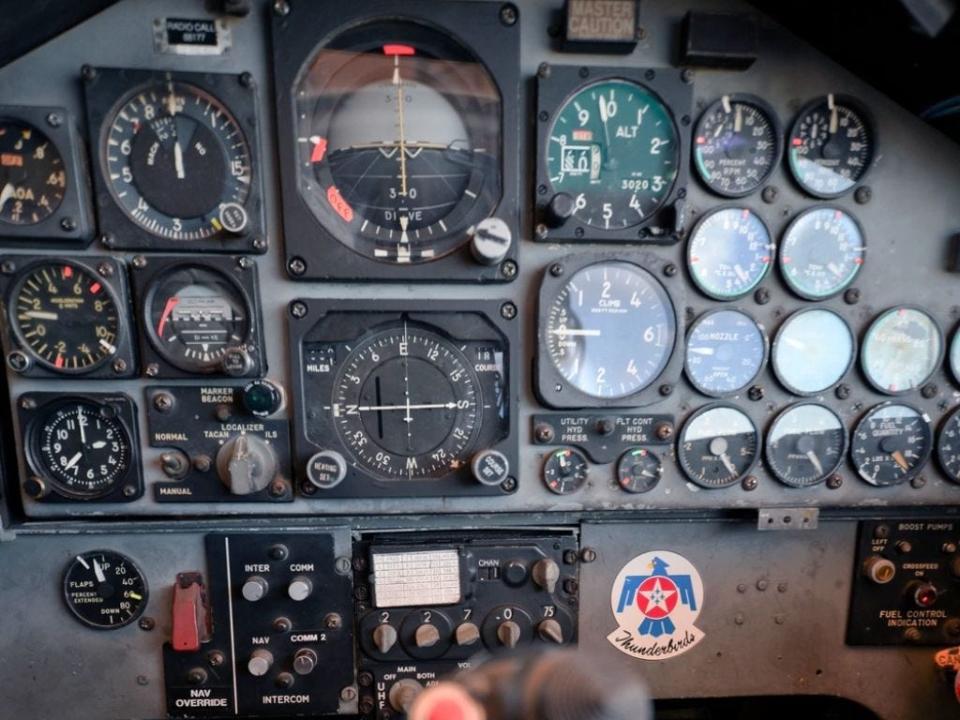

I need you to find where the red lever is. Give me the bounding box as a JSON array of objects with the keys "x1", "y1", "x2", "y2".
[{"x1": 171, "y1": 572, "x2": 211, "y2": 653}]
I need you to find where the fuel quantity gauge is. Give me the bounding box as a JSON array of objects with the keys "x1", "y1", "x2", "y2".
[
  {"x1": 850, "y1": 402, "x2": 932, "y2": 486},
  {"x1": 936, "y1": 407, "x2": 960, "y2": 484},
  {"x1": 766, "y1": 403, "x2": 846, "y2": 487},
  {"x1": 678, "y1": 404, "x2": 759, "y2": 488},
  {"x1": 63, "y1": 550, "x2": 148, "y2": 629},
  {"x1": 687, "y1": 207, "x2": 773, "y2": 300}
]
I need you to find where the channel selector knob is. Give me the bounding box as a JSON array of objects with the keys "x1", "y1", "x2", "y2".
[
  {"x1": 293, "y1": 648, "x2": 318, "y2": 676},
  {"x1": 373, "y1": 623, "x2": 398, "y2": 654},
  {"x1": 241, "y1": 575, "x2": 269, "y2": 602},
  {"x1": 415, "y1": 623, "x2": 441, "y2": 649},
  {"x1": 532, "y1": 558, "x2": 560, "y2": 594},
  {"x1": 288, "y1": 576, "x2": 313, "y2": 602},
  {"x1": 537, "y1": 618, "x2": 564, "y2": 644},
  {"x1": 497, "y1": 620, "x2": 522, "y2": 649},
  {"x1": 247, "y1": 649, "x2": 274, "y2": 677},
  {"x1": 216, "y1": 434, "x2": 277, "y2": 495},
  {"x1": 455, "y1": 622, "x2": 481, "y2": 647}
]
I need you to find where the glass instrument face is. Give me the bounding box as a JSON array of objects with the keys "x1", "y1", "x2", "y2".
[
  {"x1": 543, "y1": 261, "x2": 676, "y2": 399},
  {"x1": 545, "y1": 79, "x2": 680, "y2": 229},
  {"x1": 543, "y1": 447, "x2": 589, "y2": 495},
  {"x1": 11, "y1": 262, "x2": 120, "y2": 374},
  {"x1": 294, "y1": 21, "x2": 502, "y2": 263},
  {"x1": 685, "y1": 309, "x2": 766, "y2": 397},
  {"x1": 678, "y1": 404, "x2": 759, "y2": 488},
  {"x1": 850, "y1": 403, "x2": 932, "y2": 486},
  {"x1": 102, "y1": 79, "x2": 252, "y2": 240},
  {"x1": 779, "y1": 207, "x2": 865, "y2": 300},
  {"x1": 687, "y1": 207, "x2": 773, "y2": 300},
  {"x1": 861, "y1": 307, "x2": 942, "y2": 394},
  {"x1": 693, "y1": 95, "x2": 779, "y2": 198},
  {"x1": 63, "y1": 551, "x2": 148, "y2": 629},
  {"x1": 765, "y1": 403, "x2": 846, "y2": 488},
  {"x1": 788, "y1": 94, "x2": 873, "y2": 198},
  {"x1": 0, "y1": 119, "x2": 66, "y2": 225},
  {"x1": 772, "y1": 308, "x2": 854, "y2": 395}
]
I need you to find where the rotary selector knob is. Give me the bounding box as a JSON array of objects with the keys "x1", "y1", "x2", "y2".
[
  {"x1": 455, "y1": 622, "x2": 481, "y2": 647},
  {"x1": 497, "y1": 620, "x2": 522, "y2": 649},
  {"x1": 247, "y1": 649, "x2": 273, "y2": 677},
  {"x1": 389, "y1": 679, "x2": 424, "y2": 713},
  {"x1": 293, "y1": 648, "x2": 318, "y2": 676},
  {"x1": 288, "y1": 576, "x2": 313, "y2": 602},
  {"x1": 415, "y1": 623, "x2": 441, "y2": 649},
  {"x1": 469, "y1": 217, "x2": 512, "y2": 265},
  {"x1": 306, "y1": 450, "x2": 348, "y2": 490},
  {"x1": 241, "y1": 575, "x2": 269, "y2": 602},
  {"x1": 216, "y1": 434, "x2": 277, "y2": 495},
  {"x1": 532, "y1": 558, "x2": 560, "y2": 594},
  {"x1": 537, "y1": 618, "x2": 564, "y2": 644},
  {"x1": 373, "y1": 623, "x2": 398, "y2": 654}
]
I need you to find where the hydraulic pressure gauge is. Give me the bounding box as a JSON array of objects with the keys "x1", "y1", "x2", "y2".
[
  {"x1": 616, "y1": 448, "x2": 662, "y2": 494},
  {"x1": 850, "y1": 402, "x2": 932, "y2": 486},
  {"x1": 0, "y1": 119, "x2": 66, "y2": 225},
  {"x1": 684, "y1": 309, "x2": 767, "y2": 397},
  {"x1": 63, "y1": 550, "x2": 148, "y2": 629},
  {"x1": 686, "y1": 207, "x2": 773, "y2": 301},
  {"x1": 779, "y1": 207, "x2": 865, "y2": 300},
  {"x1": 861, "y1": 307, "x2": 942, "y2": 394},
  {"x1": 541, "y1": 259, "x2": 677, "y2": 403},
  {"x1": 788, "y1": 94, "x2": 874, "y2": 198},
  {"x1": 772, "y1": 308, "x2": 855, "y2": 395},
  {"x1": 765, "y1": 403, "x2": 846, "y2": 487},
  {"x1": 543, "y1": 447, "x2": 589, "y2": 495},
  {"x1": 693, "y1": 94, "x2": 781, "y2": 198},
  {"x1": 678, "y1": 404, "x2": 759, "y2": 488}
]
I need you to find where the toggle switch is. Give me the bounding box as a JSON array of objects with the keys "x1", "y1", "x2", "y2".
[{"x1": 172, "y1": 572, "x2": 212, "y2": 653}]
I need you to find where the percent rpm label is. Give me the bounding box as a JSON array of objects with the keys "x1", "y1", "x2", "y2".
[{"x1": 608, "y1": 550, "x2": 705, "y2": 660}]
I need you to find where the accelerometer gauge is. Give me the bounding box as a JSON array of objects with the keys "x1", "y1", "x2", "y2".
[
  {"x1": 772, "y1": 308, "x2": 855, "y2": 395},
  {"x1": 678, "y1": 404, "x2": 759, "y2": 488},
  {"x1": 295, "y1": 21, "x2": 501, "y2": 263},
  {"x1": 29, "y1": 400, "x2": 132, "y2": 498},
  {"x1": 616, "y1": 447, "x2": 662, "y2": 493},
  {"x1": 862, "y1": 307, "x2": 943, "y2": 394},
  {"x1": 63, "y1": 550, "x2": 147, "y2": 629},
  {"x1": 686, "y1": 207, "x2": 773, "y2": 300},
  {"x1": 0, "y1": 119, "x2": 66, "y2": 224},
  {"x1": 544, "y1": 78, "x2": 680, "y2": 230},
  {"x1": 10, "y1": 261, "x2": 120, "y2": 374},
  {"x1": 543, "y1": 447, "x2": 589, "y2": 495},
  {"x1": 936, "y1": 407, "x2": 960, "y2": 483},
  {"x1": 542, "y1": 260, "x2": 676, "y2": 401},
  {"x1": 851, "y1": 402, "x2": 932, "y2": 486},
  {"x1": 145, "y1": 264, "x2": 252, "y2": 374},
  {"x1": 100, "y1": 78, "x2": 252, "y2": 241},
  {"x1": 788, "y1": 94, "x2": 874, "y2": 198},
  {"x1": 331, "y1": 323, "x2": 482, "y2": 480},
  {"x1": 693, "y1": 94, "x2": 780, "y2": 198},
  {"x1": 685, "y1": 309, "x2": 767, "y2": 397},
  {"x1": 765, "y1": 403, "x2": 846, "y2": 487},
  {"x1": 779, "y1": 207, "x2": 865, "y2": 300}
]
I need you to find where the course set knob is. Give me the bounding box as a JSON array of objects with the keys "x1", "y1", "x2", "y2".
[
  {"x1": 471, "y1": 449, "x2": 510, "y2": 486},
  {"x1": 216, "y1": 434, "x2": 277, "y2": 495}
]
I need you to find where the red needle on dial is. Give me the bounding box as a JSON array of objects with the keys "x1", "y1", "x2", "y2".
[{"x1": 157, "y1": 297, "x2": 179, "y2": 338}]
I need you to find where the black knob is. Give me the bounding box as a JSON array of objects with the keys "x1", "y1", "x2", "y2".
[{"x1": 545, "y1": 192, "x2": 575, "y2": 227}]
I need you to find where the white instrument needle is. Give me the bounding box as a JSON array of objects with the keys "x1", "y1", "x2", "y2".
[
  {"x1": 23, "y1": 310, "x2": 59, "y2": 321},
  {"x1": 63, "y1": 452, "x2": 83, "y2": 471},
  {"x1": 93, "y1": 558, "x2": 107, "y2": 583},
  {"x1": 77, "y1": 406, "x2": 87, "y2": 445},
  {"x1": 0, "y1": 182, "x2": 14, "y2": 210},
  {"x1": 174, "y1": 141, "x2": 186, "y2": 180}
]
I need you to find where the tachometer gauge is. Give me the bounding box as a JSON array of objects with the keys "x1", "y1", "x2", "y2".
[
  {"x1": 687, "y1": 207, "x2": 773, "y2": 300},
  {"x1": 0, "y1": 119, "x2": 66, "y2": 225},
  {"x1": 294, "y1": 21, "x2": 501, "y2": 263},
  {"x1": 145, "y1": 265, "x2": 252, "y2": 374},
  {"x1": 936, "y1": 407, "x2": 960, "y2": 484},
  {"x1": 542, "y1": 260, "x2": 676, "y2": 401},
  {"x1": 693, "y1": 94, "x2": 780, "y2": 198},
  {"x1": 788, "y1": 94, "x2": 874, "y2": 198},
  {"x1": 861, "y1": 307, "x2": 942, "y2": 394},
  {"x1": 616, "y1": 447, "x2": 662, "y2": 493},
  {"x1": 330, "y1": 323, "x2": 482, "y2": 480},
  {"x1": 11, "y1": 261, "x2": 120, "y2": 374},
  {"x1": 63, "y1": 550, "x2": 148, "y2": 629},
  {"x1": 685, "y1": 309, "x2": 767, "y2": 397},
  {"x1": 545, "y1": 78, "x2": 680, "y2": 229},
  {"x1": 850, "y1": 402, "x2": 932, "y2": 486},
  {"x1": 30, "y1": 400, "x2": 132, "y2": 498},
  {"x1": 101, "y1": 78, "x2": 252, "y2": 241},
  {"x1": 543, "y1": 447, "x2": 589, "y2": 495},
  {"x1": 765, "y1": 403, "x2": 846, "y2": 487},
  {"x1": 779, "y1": 207, "x2": 865, "y2": 300},
  {"x1": 772, "y1": 308, "x2": 855, "y2": 395},
  {"x1": 678, "y1": 404, "x2": 759, "y2": 488}
]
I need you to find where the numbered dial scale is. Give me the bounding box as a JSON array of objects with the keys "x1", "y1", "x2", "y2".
[
  {"x1": 685, "y1": 309, "x2": 767, "y2": 397},
  {"x1": 292, "y1": 303, "x2": 515, "y2": 496},
  {"x1": 0, "y1": 119, "x2": 66, "y2": 225},
  {"x1": 861, "y1": 307, "x2": 942, "y2": 394},
  {"x1": 293, "y1": 21, "x2": 501, "y2": 264},
  {"x1": 765, "y1": 403, "x2": 847, "y2": 487},
  {"x1": 788, "y1": 94, "x2": 874, "y2": 198},
  {"x1": 536, "y1": 67, "x2": 690, "y2": 241},
  {"x1": 539, "y1": 257, "x2": 679, "y2": 406},
  {"x1": 4, "y1": 258, "x2": 135, "y2": 377},
  {"x1": 936, "y1": 406, "x2": 960, "y2": 484},
  {"x1": 63, "y1": 550, "x2": 148, "y2": 629},
  {"x1": 83, "y1": 68, "x2": 262, "y2": 251},
  {"x1": 850, "y1": 403, "x2": 932, "y2": 486},
  {"x1": 779, "y1": 207, "x2": 865, "y2": 300},
  {"x1": 20, "y1": 394, "x2": 142, "y2": 502},
  {"x1": 686, "y1": 207, "x2": 773, "y2": 301},
  {"x1": 693, "y1": 94, "x2": 781, "y2": 198},
  {"x1": 678, "y1": 404, "x2": 759, "y2": 488}
]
